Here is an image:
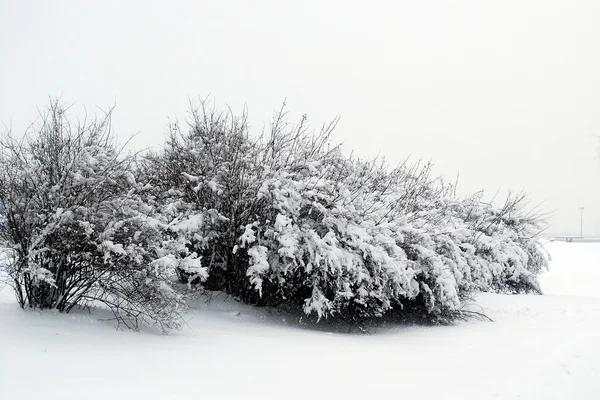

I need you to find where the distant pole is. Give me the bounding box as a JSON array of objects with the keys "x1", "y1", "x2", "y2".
[{"x1": 579, "y1": 207, "x2": 584, "y2": 238}]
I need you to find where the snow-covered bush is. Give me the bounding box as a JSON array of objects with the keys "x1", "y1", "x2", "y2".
[
  {"x1": 1, "y1": 98, "x2": 548, "y2": 328},
  {"x1": 392, "y1": 192, "x2": 548, "y2": 320},
  {"x1": 246, "y1": 156, "x2": 548, "y2": 321},
  {"x1": 0, "y1": 101, "x2": 188, "y2": 331},
  {"x1": 141, "y1": 102, "x2": 263, "y2": 302},
  {"x1": 146, "y1": 100, "x2": 548, "y2": 323}
]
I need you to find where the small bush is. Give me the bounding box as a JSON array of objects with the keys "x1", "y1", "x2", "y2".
[{"x1": 0, "y1": 101, "x2": 189, "y2": 331}]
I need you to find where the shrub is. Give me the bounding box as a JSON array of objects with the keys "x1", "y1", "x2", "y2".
[
  {"x1": 0, "y1": 101, "x2": 190, "y2": 331},
  {"x1": 1, "y1": 98, "x2": 549, "y2": 327},
  {"x1": 145, "y1": 100, "x2": 548, "y2": 322}
]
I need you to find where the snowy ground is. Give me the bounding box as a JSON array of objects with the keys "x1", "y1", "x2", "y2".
[{"x1": 1, "y1": 242, "x2": 599, "y2": 400}]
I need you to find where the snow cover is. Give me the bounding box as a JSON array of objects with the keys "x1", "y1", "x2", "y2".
[{"x1": 1, "y1": 241, "x2": 599, "y2": 400}]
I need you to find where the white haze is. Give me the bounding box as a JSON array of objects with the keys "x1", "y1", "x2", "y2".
[{"x1": 1, "y1": 0, "x2": 599, "y2": 235}]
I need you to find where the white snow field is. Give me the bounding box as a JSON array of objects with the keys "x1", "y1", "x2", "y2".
[{"x1": 1, "y1": 241, "x2": 599, "y2": 400}]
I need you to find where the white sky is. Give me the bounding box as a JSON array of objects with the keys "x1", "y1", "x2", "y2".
[{"x1": 1, "y1": 0, "x2": 599, "y2": 235}]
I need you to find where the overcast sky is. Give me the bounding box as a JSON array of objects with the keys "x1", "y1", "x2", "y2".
[{"x1": 1, "y1": 0, "x2": 599, "y2": 235}]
